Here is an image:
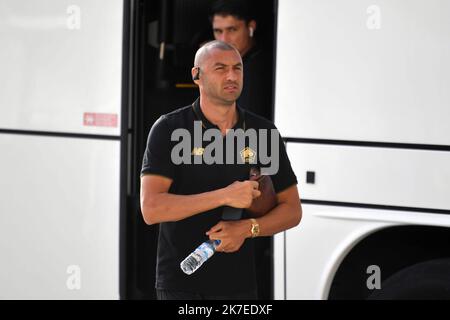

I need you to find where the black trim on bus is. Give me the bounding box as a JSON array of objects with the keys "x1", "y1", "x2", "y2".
[
  {"x1": 255, "y1": 0, "x2": 280, "y2": 301},
  {"x1": 301, "y1": 199, "x2": 450, "y2": 215},
  {"x1": 283, "y1": 130, "x2": 288, "y2": 300},
  {"x1": 284, "y1": 137, "x2": 450, "y2": 152},
  {"x1": 0, "y1": 128, "x2": 121, "y2": 141},
  {"x1": 119, "y1": 0, "x2": 133, "y2": 300},
  {"x1": 271, "y1": 0, "x2": 279, "y2": 122},
  {"x1": 271, "y1": 0, "x2": 279, "y2": 301},
  {"x1": 283, "y1": 231, "x2": 287, "y2": 300}
]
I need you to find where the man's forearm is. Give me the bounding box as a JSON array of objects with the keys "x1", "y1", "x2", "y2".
[
  {"x1": 142, "y1": 188, "x2": 227, "y2": 225},
  {"x1": 254, "y1": 202, "x2": 301, "y2": 237}
]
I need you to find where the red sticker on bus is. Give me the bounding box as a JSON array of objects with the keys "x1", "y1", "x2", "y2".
[{"x1": 83, "y1": 113, "x2": 118, "y2": 128}]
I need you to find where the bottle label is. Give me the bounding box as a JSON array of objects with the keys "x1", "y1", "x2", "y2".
[{"x1": 195, "y1": 242, "x2": 215, "y2": 260}]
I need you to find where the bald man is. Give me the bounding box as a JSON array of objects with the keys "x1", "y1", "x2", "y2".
[{"x1": 140, "y1": 41, "x2": 301, "y2": 300}]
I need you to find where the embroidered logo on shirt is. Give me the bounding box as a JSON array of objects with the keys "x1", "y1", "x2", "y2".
[{"x1": 192, "y1": 147, "x2": 205, "y2": 156}]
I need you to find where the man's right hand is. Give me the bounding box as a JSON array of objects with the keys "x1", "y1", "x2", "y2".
[{"x1": 223, "y1": 180, "x2": 261, "y2": 208}]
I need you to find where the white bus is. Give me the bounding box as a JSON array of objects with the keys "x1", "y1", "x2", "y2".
[
  {"x1": 274, "y1": 0, "x2": 450, "y2": 300},
  {"x1": 1, "y1": 0, "x2": 449, "y2": 299}
]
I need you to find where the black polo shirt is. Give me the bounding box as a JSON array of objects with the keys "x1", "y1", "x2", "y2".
[{"x1": 141, "y1": 98, "x2": 297, "y2": 295}]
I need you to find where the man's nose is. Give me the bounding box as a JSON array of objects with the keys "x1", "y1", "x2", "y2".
[
  {"x1": 218, "y1": 32, "x2": 230, "y2": 44},
  {"x1": 226, "y1": 69, "x2": 239, "y2": 81}
]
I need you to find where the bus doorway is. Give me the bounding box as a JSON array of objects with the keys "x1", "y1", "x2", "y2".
[{"x1": 127, "y1": 0, "x2": 277, "y2": 299}]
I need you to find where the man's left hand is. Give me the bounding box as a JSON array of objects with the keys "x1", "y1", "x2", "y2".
[{"x1": 206, "y1": 220, "x2": 251, "y2": 253}]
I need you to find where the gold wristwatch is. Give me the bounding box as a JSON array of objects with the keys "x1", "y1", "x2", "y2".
[{"x1": 250, "y1": 218, "x2": 260, "y2": 238}]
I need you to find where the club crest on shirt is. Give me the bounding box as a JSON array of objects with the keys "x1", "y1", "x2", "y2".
[{"x1": 240, "y1": 147, "x2": 256, "y2": 164}]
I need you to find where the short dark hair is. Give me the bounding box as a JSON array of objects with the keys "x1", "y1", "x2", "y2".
[{"x1": 209, "y1": 0, "x2": 255, "y2": 24}]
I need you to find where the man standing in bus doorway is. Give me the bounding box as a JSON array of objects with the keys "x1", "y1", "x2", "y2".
[
  {"x1": 209, "y1": 0, "x2": 273, "y2": 120},
  {"x1": 140, "y1": 41, "x2": 301, "y2": 300}
]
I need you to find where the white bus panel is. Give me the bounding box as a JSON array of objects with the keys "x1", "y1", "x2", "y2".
[
  {"x1": 0, "y1": 0, "x2": 123, "y2": 136},
  {"x1": 286, "y1": 142, "x2": 450, "y2": 210},
  {"x1": 0, "y1": 134, "x2": 120, "y2": 299},
  {"x1": 276, "y1": 0, "x2": 450, "y2": 145}
]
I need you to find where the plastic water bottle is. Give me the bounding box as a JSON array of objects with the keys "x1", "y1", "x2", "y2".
[{"x1": 180, "y1": 239, "x2": 221, "y2": 275}]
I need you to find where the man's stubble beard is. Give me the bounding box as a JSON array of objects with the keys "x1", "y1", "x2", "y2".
[{"x1": 202, "y1": 76, "x2": 242, "y2": 106}]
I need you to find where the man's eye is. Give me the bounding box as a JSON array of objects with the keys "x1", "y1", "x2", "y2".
[{"x1": 215, "y1": 67, "x2": 224, "y2": 71}]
